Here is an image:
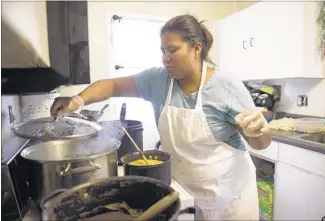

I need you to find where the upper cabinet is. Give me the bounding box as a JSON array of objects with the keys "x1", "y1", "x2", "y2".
[
  {"x1": 1, "y1": 1, "x2": 91, "y2": 94},
  {"x1": 217, "y1": 2, "x2": 325, "y2": 81}
]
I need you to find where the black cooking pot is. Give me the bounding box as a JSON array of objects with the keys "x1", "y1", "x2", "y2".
[
  {"x1": 40, "y1": 176, "x2": 194, "y2": 221},
  {"x1": 121, "y1": 150, "x2": 172, "y2": 185}
]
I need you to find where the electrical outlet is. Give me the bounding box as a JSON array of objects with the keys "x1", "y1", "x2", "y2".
[{"x1": 297, "y1": 95, "x2": 308, "y2": 107}]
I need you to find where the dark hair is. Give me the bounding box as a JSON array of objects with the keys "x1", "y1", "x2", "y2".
[{"x1": 161, "y1": 14, "x2": 214, "y2": 65}]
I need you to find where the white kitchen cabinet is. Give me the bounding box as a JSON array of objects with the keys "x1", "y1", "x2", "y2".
[
  {"x1": 273, "y1": 162, "x2": 325, "y2": 220},
  {"x1": 278, "y1": 143, "x2": 325, "y2": 177},
  {"x1": 217, "y1": 1, "x2": 324, "y2": 80}
]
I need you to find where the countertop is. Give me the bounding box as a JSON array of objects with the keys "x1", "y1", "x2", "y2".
[
  {"x1": 271, "y1": 129, "x2": 325, "y2": 154},
  {"x1": 266, "y1": 112, "x2": 325, "y2": 154}
]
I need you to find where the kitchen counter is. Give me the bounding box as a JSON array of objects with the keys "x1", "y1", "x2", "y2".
[
  {"x1": 271, "y1": 129, "x2": 325, "y2": 154},
  {"x1": 269, "y1": 112, "x2": 325, "y2": 154}
]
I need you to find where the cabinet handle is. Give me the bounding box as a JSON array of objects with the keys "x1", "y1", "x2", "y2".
[
  {"x1": 321, "y1": 216, "x2": 325, "y2": 221},
  {"x1": 243, "y1": 41, "x2": 247, "y2": 49},
  {"x1": 250, "y1": 38, "x2": 255, "y2": 47},
  {"x1": 115, "y1": 65, "x2": 124, "y2": 70}
]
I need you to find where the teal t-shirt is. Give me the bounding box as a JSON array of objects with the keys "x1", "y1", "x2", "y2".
[{"x1": 133, "y1": 67, "x2": 255, "y2": 150}]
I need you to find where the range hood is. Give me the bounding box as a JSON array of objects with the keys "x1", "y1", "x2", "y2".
[{"x1": 1, "y1": 1, "x2": 91, "y2": 95}]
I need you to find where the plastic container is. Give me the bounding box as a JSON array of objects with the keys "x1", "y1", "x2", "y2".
[{"x1": 295, "y1": 118, "x2": 325, "y2": 134}]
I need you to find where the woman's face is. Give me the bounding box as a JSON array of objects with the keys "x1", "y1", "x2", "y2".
[{"x1": 161, "y1": 31, "x2": 202, "y2": 80}]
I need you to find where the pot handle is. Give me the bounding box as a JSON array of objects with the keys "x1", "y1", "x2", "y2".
[
  {"x1": 178, "y1": 207, "x2": 196, "y2": 217},
  {"x1": 59, "y1": 161, "x2": 101, "y2": 176},
  {"x1": 40, "y1": 188, "x2": 67, "y2": 210},
  {"x1": 155, "y1": 141, "x2": 161, "y2": 150}
]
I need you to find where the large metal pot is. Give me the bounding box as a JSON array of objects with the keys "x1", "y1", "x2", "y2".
[
  {"x1": 40, "y1": 176, "x2": 195, "y2": 221},
  {"x1": 20, "y1": 137, "x2": 121, "y2": 203}
]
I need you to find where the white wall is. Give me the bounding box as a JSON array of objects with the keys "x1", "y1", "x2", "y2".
[{"x1": 266, "y1": 78, "x2": 325, "y2": 117}]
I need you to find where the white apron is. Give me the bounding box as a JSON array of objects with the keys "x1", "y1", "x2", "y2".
[{"x1": 157, "y1": 62, "x2": 259, "y2": 220}]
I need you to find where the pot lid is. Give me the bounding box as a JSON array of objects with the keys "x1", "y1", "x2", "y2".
[
  {"x1": 20, "y1": 121, "x2": 124, "y2": 162},
  {"x1": 12, "y1": 116, "x2": 102, "y2": 140}
]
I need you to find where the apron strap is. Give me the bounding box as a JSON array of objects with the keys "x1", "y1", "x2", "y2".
[
  {"x1": 195, "y1": 62, "x2": 208, "y2": 109},
  {"x1": 165, "y1": 62, "x2": 208, "y2": 108},
  {"x1": 165, "y1": 78, "x2": 174, "y2": 106}
]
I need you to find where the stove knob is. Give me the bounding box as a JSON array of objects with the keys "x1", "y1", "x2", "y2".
[{"x1": 3, "y1": 191, "x2": 9, "y2": 199}]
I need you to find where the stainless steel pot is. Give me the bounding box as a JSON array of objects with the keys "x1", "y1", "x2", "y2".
[{"x1": 20, "y1": 137, "x2": 120, "y2": 203}]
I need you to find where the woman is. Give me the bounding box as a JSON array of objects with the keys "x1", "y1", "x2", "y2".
[{"x1": 51, "y1": 15, "x2": 272, "y2": 220}]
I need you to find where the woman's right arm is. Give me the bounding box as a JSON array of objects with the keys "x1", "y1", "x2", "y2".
[
  {"x1": 50, "y1": 76, "x2": 138, "y2": 117},
  {"x1": 78, "y1": 76, "x2": 139, "y2": 105}
]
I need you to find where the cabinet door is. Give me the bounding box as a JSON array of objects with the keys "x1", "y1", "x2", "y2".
[
  {"x1": 238, "y1": 5, "x2": 260, "y2": 81},
  {"x1": 249, "y1": 2, "x2": 305, "y2": 79},
  {"x1": 274, "y1": 162, "x2": 325, "y2": 220},
  {"x1": 219, "y1": 12, "x2": 249, "y2": 80}
]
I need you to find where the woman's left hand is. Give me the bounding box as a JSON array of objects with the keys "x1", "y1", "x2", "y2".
[{"x1": 235, "y1": 110, "x2": 269, "y2": 137}]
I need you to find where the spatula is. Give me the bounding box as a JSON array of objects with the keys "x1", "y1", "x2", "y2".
[{"x1": 120, "y1": 103, "x2": 150, "y2": 165}]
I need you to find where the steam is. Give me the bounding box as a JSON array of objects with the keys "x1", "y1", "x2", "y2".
[
  {"x1": 97, "y1": 120, "x2": 125, "y2": 142},
  {"x1": 68, "y1": 120, "x2": 125, "y2": 158}
]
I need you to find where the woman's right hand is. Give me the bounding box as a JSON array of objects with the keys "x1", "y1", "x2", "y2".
[{"x1": 50, "y1": 96, "x2": 83, "y2": 117}]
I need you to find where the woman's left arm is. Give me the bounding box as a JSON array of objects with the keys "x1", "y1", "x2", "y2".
[{"x1": 224, "y1": 73, "x2": 272, "y2": 150}]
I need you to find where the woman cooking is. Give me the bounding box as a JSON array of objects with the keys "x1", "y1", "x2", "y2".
[{"x1": 50, "y1": 15, "x2": 272, "y2": 220}]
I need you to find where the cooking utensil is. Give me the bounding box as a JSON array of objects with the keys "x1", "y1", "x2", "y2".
[
  {"x1": 122, "y1": 127, "x2": 149, "y2": 165},
  {"x1": 100, "y1": 103, "x2": 109, "y2": 113},
  {"x1": 80, "y1": 103, "x2": 109, "y2": 122},
  {"x1": 118, "y1": 103, "x2": 149, "y2": 165},
  {"x1": 40, "y1": 176, "x2": 195, "y2": 221},
  {"x1": 121, "y1": 150, "x2": 172, "y2": 185},
  {"x1": 135, "y1": 191, "x2": 179, "y2": 221},
  {"x1": 116, "y1": 103, "x2": 144, "y2": 164}
]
